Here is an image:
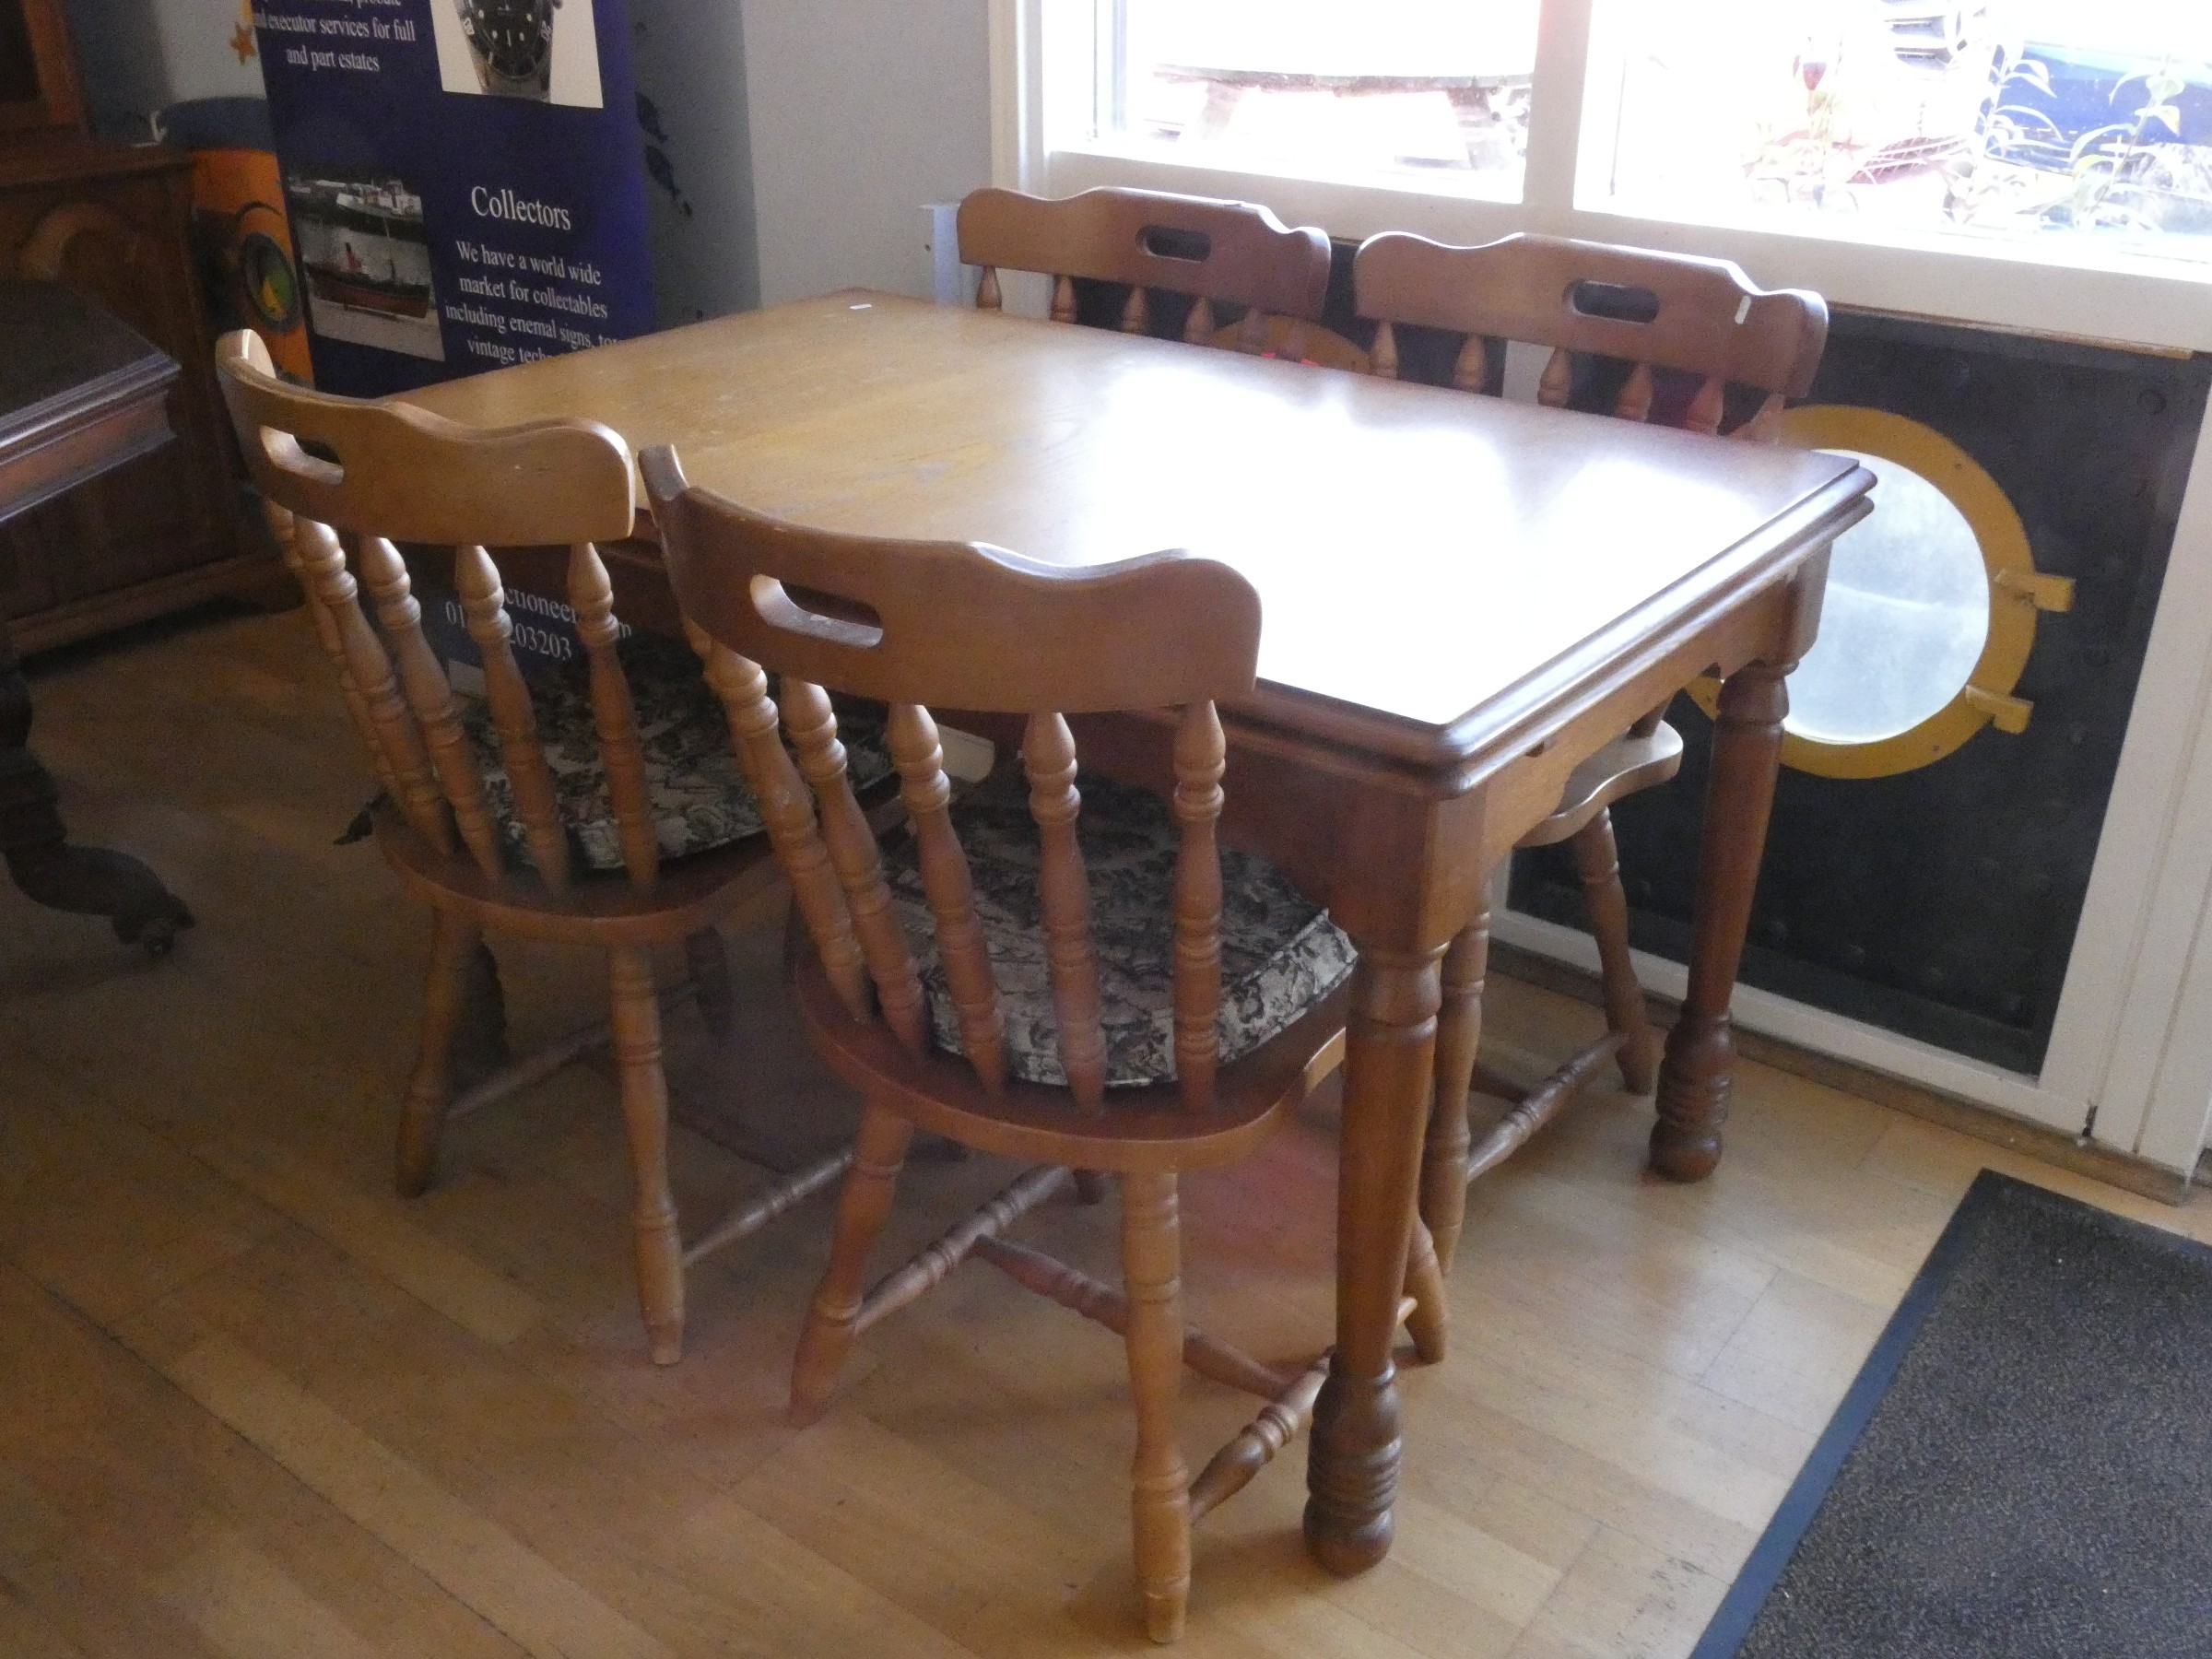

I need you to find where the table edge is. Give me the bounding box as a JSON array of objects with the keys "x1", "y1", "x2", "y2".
[
  {"x1": 0, "y1": 352, "x2": 180, "y2": 452},
  {"x1": 1229, "y1": 465, "x2": 1876, "y2": 783}
]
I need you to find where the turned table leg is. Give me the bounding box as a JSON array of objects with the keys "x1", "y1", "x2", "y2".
[
  {"x1": 0, "y1": 622, "x2": 193, "y2": 952},
  {"x1": 1305, "y1": 942, "x2": 1444, "y2": 1576},
  {"x1": 1651, "y1": 661, "x2": 1790, "y2": 1182},
  {"x1": 1422, "y1": 906, "x2": 1488, "y2": 1274}
]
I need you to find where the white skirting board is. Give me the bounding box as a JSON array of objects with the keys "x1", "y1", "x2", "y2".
[{"x1": 1492, "y1": 905, "x2": 2088, "y2": 1145}]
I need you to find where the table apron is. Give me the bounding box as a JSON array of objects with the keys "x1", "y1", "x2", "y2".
[{"x1": 396, "y1": 528, "x2": 1835, "y2": 958}]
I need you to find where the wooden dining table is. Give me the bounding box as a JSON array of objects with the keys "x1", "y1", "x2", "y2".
[{"x1": 402, "y1": 289, "x2": 1875, "y2": 1575}]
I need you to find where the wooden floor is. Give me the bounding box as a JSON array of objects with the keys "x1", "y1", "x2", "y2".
[{"x1": 5, "y1": 606, "x2": 2207, "y2": 1659}]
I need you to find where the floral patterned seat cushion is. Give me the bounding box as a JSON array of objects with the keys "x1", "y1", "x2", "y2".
[
  {"x1": 459, "y1": 633, "x2": 892, "y2": 875},
  {"x1": 888, "y1": 771, "x2": 1356, "y2": 1089}
]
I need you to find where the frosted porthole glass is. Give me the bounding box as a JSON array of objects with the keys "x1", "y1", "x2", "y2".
[{"x1": 1785, "y1": 449, "x2": 1992, "y2": 747}]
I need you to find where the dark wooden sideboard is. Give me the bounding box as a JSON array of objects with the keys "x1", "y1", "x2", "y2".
[
  {"x1": 0, "y1": 278, "x2": 194, "y2": 948},
  {"x1": 0, "y1": 137, "x2": 276, "y2": 653}
]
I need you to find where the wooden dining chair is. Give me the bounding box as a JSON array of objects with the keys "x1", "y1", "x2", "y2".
[
  {"x1": 1352, "y1": 232, "x2": 1830, "y2": 1264},
  {"x1": 214, "y1": 331, "x2": 887, "y2": 1365},
  {"x1": 644, "y1": 447, "x2": 1445, "y2": 1642},
  {"x1": 957, "y1": 185, "x2": 1333, "y2": 359}
]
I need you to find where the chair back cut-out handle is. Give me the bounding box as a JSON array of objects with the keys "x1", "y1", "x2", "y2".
[
  {"x1": 642, "y1": 444, "x2": 1261, "y2": 717},
  {"x1": 749, "y1": 576, "x2": 887, "y2": 651},
  {"x1": 1566, "y1": 280, "x2": 1661, "y2": 325},
  {"x1": 260, "y1": 429, "x2": 346, "y2": 488},
  {"x1": 1138, "y1": 224, "x2": 1213, "y2": 264},
  {"x1": 957, "y1": 187, "x2": 1332, "y2": 324},
  {"x1": 1350, "y1": 231, "x2": 1829, "y2": 399}
]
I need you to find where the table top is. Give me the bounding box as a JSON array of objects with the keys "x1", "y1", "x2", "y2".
[{"x1": 405, "y1": 292, "x2": 1869, "y2": 771}]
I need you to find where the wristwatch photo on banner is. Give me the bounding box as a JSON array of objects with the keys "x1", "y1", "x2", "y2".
[{"x1": 460, "y1": 0, "x2": 560, "y2": 100}]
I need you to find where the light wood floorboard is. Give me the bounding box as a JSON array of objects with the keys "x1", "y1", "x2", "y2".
[{"x1": 4, "y1": 606, "x2": 2206, "y2": 1656}]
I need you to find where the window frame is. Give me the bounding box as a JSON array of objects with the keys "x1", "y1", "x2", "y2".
[{"x1": 1004, "y1": 0, "x2": 2212, "y2": 353}]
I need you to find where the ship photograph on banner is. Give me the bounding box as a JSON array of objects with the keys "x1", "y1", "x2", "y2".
[
  {"x1": 252, "y1": 0, "x2": 652, "y2": 395},
  {"x1": 285, "y1": 170, "x2": 444, "y2": 360}
]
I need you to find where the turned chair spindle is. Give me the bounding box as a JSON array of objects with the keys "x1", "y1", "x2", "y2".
[
  {"x1": 957, "y1": 181, "x2": 1335, "y2": 1166},
  {"x1": 215, "y1": 330, "x2": 876, "y2": 1365},
  {"x1": 958, "y1": 185, "x2": 1330, "y2": 358},
  {"x1": 1025, "y1": 711, "x2": 1110, "y2": 1111},
  {"x1": 648, "y1": 447, "x2": 1432, "y2": 1641}
]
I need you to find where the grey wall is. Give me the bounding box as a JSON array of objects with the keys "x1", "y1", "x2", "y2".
[
  {"x1": 631, "y1": 0, "x2": 762, "y2": 324},
  {"x1": 737, "y1": 0, "x2": 993, "y2": 304}
]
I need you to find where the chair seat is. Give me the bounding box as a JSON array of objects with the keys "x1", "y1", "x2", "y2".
[
  {"x1": 889, "y1": 772, "x2": 1356, "y2": 1088},
  {"x1": 462, "y1": 634, "x2": 892, "y2": 874}
]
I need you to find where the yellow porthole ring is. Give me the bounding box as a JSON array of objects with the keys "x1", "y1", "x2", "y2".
[{"x1": 1688, "y1": 405, "x2": 2073, "y2": 780}]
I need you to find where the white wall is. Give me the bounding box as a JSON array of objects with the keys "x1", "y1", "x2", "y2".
[
  {"x1": 739, "y1": 0, "x2": 994, "y2": 304},
  {"x1": 65, "y1": 0, "x2": 264, "y2": 138}
]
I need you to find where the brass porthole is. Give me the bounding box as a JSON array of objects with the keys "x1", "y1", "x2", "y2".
[{"x1": 1690, "y1": 405, "x2": 2073, "y2": 780}]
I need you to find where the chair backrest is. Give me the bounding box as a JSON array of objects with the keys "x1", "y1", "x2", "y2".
[
  {"x1": 641, "y1": 442, "x2": 1263, "y2": 1112},
  {"x1": 1353, "y1": 231, "x2": 1828, "y2": 439},
  {"x1": 958, "y1": 185, "x2": 1333, "y2": 357},
  {"x1": 214, "y1": 328, "x2": 661, "y2": 893}
]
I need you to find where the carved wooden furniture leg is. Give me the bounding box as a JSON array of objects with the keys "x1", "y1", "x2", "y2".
[
  {"x1": 1421, "y1": 912, "x2": 1488, "y2": 1272},
  {"x1": 1400, "y1": 1218, "x2": 1448, "y2": 1366},
  {"x1": 1652, "y1": 663, "x2": 1790, "y2": 1182},
  {"x1": 0, "y1": 625, "x2": 194, "y2": 953},
  {"x1": 1193, "y1": 1355, "x2": 1331, "y2": 1517},
  {"x1": 1465, "y1": 1033, "x2": 1624, "y2": 1182},
  {"x1": 1121, "y1": 1171, "x2": 1194, "y2": 1644},
  {"x1": 681, "y1": 1146, "x2": 855, "y2": 1268},
  {"x1": 395, "y1": 909, "x2": 484, "y2": 1197},
  {"x1": 685, "y1": 925, "x2": 735, "y2": 1041},
  {"x1": 608, "y1": 943, "x2": 686, "y2": 1364},
  {"x1": 451, "y1": 938, "x2": 509, "y2": 1088},
  {"x1": 1570, "y1": 809, "x2": 1657, "y2": 1094},
  {"x1": 971, "y1": 1230, "x2": 1296, "y2": 1397},
  {"x1": 444, "y1": 979, "x2": 710, "y2": 1130},
  {"x1": 854, "y1": 1165, "x2": 1072, "y2": 1329},
  {"x1": 790, "y1": 1100, "x2": 915, "y2": 1423},
  {"x1": 1306, "y1": 945, "x2": 1443, "y2": 1577}
]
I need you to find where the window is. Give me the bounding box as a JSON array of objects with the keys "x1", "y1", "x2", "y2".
[
  {"x1": 1587, "y1": 1, "x2": 2212, "y2": 265},
  {"x1": 1018, "y1": 0, "x2": 2212, "y2": 347},
  {"x1": 1100, "y1": 1, "x2": 1539, "y2": 199}
]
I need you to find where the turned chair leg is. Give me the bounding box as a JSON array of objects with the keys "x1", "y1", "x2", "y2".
[
  {"x1": 685, "y1": 925, "x2": 735, "y2": 1042},
  {"x1": 1401, "y1": 1218, "x2": 1449, "y2": 1365},
  {"x1": 1420, "y1": 911, "x2": 1488, "y2": 1271},
  {"x1": 396, "y1": 909, "x2": 484, "y2": 1198},
  {"x1": 790, "y1": 1100, "x2": 914, "y2": 1424},
  {"x1": 1120, "y1": 1171, "x2": 1193, "y2": 1643},
  {"x1": 608, "y1": 944, "x2": 687, "y2": 1365},
  {"x1": 451, "y1": 937, "x2": 509, "y2": 1085},
  {"x1": 1571, "y1": 810, "x2": 1658, "y2": 1095}
]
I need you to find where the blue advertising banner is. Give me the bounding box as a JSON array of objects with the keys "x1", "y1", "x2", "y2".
[{"x1": 252, "y1": 0, "x2": 655, "y2": 396}]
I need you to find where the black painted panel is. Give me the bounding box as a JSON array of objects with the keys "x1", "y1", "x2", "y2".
[{"x1": 1512, "y1": 310, "x2": 2209, "y2": 1075}]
